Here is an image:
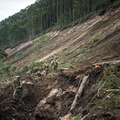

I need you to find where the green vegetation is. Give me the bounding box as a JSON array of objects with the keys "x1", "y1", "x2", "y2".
[
  {"x1": 0, "y1": 61, "x2": 44, "y2": 88},
  {"x1": 0, "y1": 0, "x2": 120, "y2": 49},
  {"x1": 65, "y1": 63, "x2": 74, "y2": 69},
  {"x1": 77, "y1": 53, "x2": 85, "y2": 62},
  {"x1": 33, "y1": 40, "x2": 37, "y2": 46},
  {"x1": 0, "y1": 48, "x2": 8, "y2": 59},
  {"x1": 76, "y1": 33, "x2": 100, "y2": 62},
  {"x1": 90, "y1": 64, "x2": 120, "y2": 112},
  {"x1": 41, "y1": 34, "x2": 49, "y2": 42},
  {"x1": 16, "y1": 52, "x2": 24, "y2": 60},
  {"x1": 88, "y1": 34, "x2": 100, "y2": 46},
  {"x1": 29, "y1": 61, "x2": 44, "y2": 69},
  {"x1": 20, "y1": 65, "x2": 29, "y2": 74},
  {"x1": 63, "y1": 51, "x2": 70, "y2": 58},
  {"x1": 69, "y1": 114, "x2": 82, "y2": 120},
  {"x1": 10, "y1": 52, "x2": 25, "y2": 63},
  {"x1": 103, "y1": 69, "x2": 118, "y2": 89},
  {"x1": 0, "y1": 60, "x2": 7, "y2": 69},
  {"x1": 24, "y1": 47, "x2": 33, "y2": 55},
  {"x1": 90, "y1": 99, "x2": 115, "y2": 112},
  {"x1": 63, "y1": 47, "x2": 68, "y2": 51},
  {"x1": 48, "y1": 72, "x2": 56, "y2": 78}
]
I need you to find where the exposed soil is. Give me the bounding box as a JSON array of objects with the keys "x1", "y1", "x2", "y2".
[
  {"x1": 1, "y1": 4, "x2": 120, "y2": 120},
  {"x1": 0, "y1": 63, "x2": 120, "y2": 120}
]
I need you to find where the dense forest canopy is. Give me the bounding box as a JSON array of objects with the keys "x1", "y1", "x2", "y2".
[{"x1": 0, "y1": 0, "x2": 120, "y2": 49}]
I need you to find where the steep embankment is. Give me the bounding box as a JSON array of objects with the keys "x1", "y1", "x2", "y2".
[
  {"x1": 5, "y1": 5, "x2": 120, "y2": 69},
  {"x1": 0, "y1": 5, "x2": 120, "y2": 120},
  {"x1": 0, "y1": 62, "x2": 120, "y2": 120}
]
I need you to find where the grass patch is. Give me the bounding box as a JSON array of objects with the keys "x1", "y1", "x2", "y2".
[
  {"x1": 0, "y1": 61, "x2": 44, "y2": 85},
  {"x1": 88, "y1": 38, "x2": 99, "y2": 45},
  {"x1": 10, "y1": 51, "x2": 25, "y2": 63},
  {"x1": 64, "y1": 51, "x2": 70, "y2": 57},
  {"x1": 88, "y1": 35, "x2": 100, "y2": 46},
  {"x1": 90, "y1": 99, "x2": 115, "y2": 112},
  {"x1": 40, "y1": 34, "x2": 49, "y2": 42},
  {"x1": 65, "y1": 63, "x2": 74, "y2": 69},
  {"x1": 16, "y1": 52, "x2": 24, "y2": 59},
  {"x1": 0, "y1": 60, "x2": 7, "y2": 69},
  {"x1": 69, "y1": 114, "x2": 82, "y2": 120},
  {"x1": 48, "y1": 72, "x2": 56, "y2": 77},
  {"x1": 103, "y1": 69, "x2": 118, "y2": 89},
  {"x1": 63, "y1": 47, "x2": 68, "y2": 51},
  {"x1": 77, "y1": 53, "x2": 85, "y2": 62},
  {"x1": 33, "y1": 40, "x2": 37, "y2": 46},
  {"x1": 29, "y1": 61, "x2": 44, "y2": 69},
  {"x1": 0, "y1": 48, "x2": 8, "y2": 59},
  {"x1": 0, "y1": 81, "x2": 7, "y2": 87}
]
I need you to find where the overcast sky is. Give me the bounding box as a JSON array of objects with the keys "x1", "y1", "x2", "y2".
[{"x1": 0, "y1": 0, "x2": 36, "y2": 22}]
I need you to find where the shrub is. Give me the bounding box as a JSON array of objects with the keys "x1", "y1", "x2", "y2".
[
  {"x1": 21, "y1": 65, "x2": 29, "y2": 74},
  {"x1": 40, "y1": 34, "x2": 49, "y2": 42},
  {"x1": 88, "y1": 38, "x2": 99, "y2": 45},
  {"x1": 16, "y1": 52, "x2": 24, "y2": 59},
  {"x1": 103, "y1": 70, "x2": 118, "y2": 89},
  {"x1": 33, "y1": 40, "x2": 37, "y2": 46},
  {"x1": 0, "y1": 60, "x2": 7, "y2": 69},
  {"x1": 11, "y1": 52, "x2": 25, "y2": 62},
  {"x1": 65, "y1": 63, "x2": 74, "y2": 69},
  {"x1": 88, "y1": 34, "x2": 100, "y2": 46},
  {"x1": 0, "y1": 48, "x2": 8, "y2": 59},
  {"x1": 29, "y1": 62, "x2": 44, "y2": 69},
  {"x1": 69, "y1": 114, "x2": 82, "y2": 120},
  {"x1": 78, "y1": 54, "x2": 85, "y2": 61}
]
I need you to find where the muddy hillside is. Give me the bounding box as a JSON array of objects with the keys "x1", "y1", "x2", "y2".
[
  {"x1": 0, "y1": 4, "x2": 120, "y2": 120},
  {"x1": 0, "y1": 62, "x2": 120, "y2": 120}
]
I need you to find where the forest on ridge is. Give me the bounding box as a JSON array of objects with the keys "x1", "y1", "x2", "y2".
[{"x1": 0, "y1": 0, "x2": 120, "y2": 49}]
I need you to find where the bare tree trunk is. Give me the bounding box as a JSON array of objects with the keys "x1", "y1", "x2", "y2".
[{"x1": 59, "y1": 75, "x2": 89, "y2": 120}]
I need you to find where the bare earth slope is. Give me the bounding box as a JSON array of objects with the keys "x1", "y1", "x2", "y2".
[
  {"x1": 0, "y1": 5, "x2": 120, "y2": 120},
  {"x1": 5, "y1": 5, "x2": 120, "y2": 68}
]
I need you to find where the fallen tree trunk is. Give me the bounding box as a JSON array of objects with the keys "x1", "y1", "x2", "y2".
[
  {"x1": 70, "y1": 75, "x2": 89, "y2": 112},
  {"x1": 106, "y1": 89, "x2": 120, "y2": 92},
  {"x1": 59, "y1": 75, "x2": 89, "y2": 120},
  {"x1": 93, "y1": 60, "x2": 120, "y2": 66}
]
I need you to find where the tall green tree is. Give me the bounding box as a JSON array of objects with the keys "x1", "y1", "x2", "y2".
[{"x1": 0, "y1": 0, "x2": 119, "y2": 49}]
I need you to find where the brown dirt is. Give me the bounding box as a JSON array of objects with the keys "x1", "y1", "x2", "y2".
[
  {"x1": 0, "y1": 62, "x2": 120, "y2": 120},
  {"x1": 85, "y1": 107, "x2": 120, "y2": 120},
  {"x1": 1, "y1": 4, "x2": 120, "y2": 120},
  {"x1": 5, "y1": 6, "x2": 120, "y2": 69},
  {"x1": 0, "y1": 75, "x2": 56, "y2": 120}
]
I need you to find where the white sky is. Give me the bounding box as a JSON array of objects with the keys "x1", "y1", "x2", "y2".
[{"x1": 0, "y1": 0, "x2": 36, "y2": 22}]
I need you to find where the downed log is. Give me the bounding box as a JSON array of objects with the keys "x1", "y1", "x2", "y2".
[
  {"x1": 70, "y1": 75, "x2": 89, "y2": 112},
  {"x1": 36, "y1": 88, "x2": 62, "y2": 107},
  {"x1": 97, "y1": 80, "x2": 107, "y2": 97},
  {"x1": 93, "y1": 60, "x2": 120, "y2": 66},
  {"x1": 106, "y1": 89, "x2": 120, "y2": 92},
  {"x1": 81, "y1": 113, "x2": 90, "y2": 120},
  {"x1": 58, "y1": 75, "x2": 89, "y2": 120},
  {"x1": 59, "y1": 113, "x2": 71, "y2": 120}
]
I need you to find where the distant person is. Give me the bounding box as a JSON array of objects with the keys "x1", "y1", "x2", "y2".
[
  {"x1": 53, "y1": 56, "x2": 58, "y2": 72},
  {"x1": 13, "y1": 76, "x2": 23, "y2": 104},
  {"x1": 43, "y1": 60, "x2": 49, "y2": 75}
]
